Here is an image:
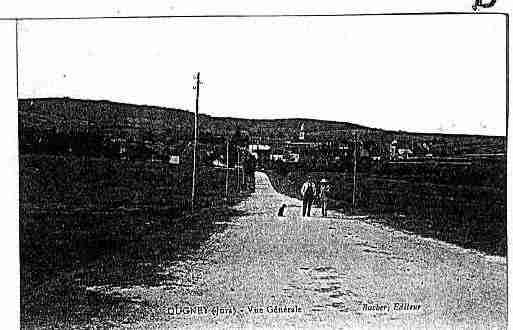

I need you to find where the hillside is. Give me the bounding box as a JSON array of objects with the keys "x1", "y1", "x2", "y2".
[
  {"x1": 18, "y1": 98, "x2": 367, "y2": 137},
  {"x1": 18, "y1": 97, "x2": 506, "y2": 154}
]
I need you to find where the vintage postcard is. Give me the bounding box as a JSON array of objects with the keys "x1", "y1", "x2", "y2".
[{"x1": 1, "y1": 1, "x2": 509, "y2": 329}]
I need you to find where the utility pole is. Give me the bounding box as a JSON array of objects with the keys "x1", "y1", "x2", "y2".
[
  {"x1": 191, "y1": 72, "x2": 201, "y2": 211},
  {"x1": 237, "y1": 148, "x2": 241, "y2": 192},
  {"x1": 225, "y1": 138, "x2": 230, "y2": 198},
  {"x1": 352, "y1": 131, "x2": 358, "y2": 211},
  {"x1": 241, "y1": 151, "x2": 245, "y2": 190}
]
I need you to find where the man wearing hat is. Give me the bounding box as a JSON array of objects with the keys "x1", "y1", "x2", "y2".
[
  {"x1": 300, "y1": 176, "x2": 316, "y2": 217},
  {"x1": 318, "y1": 178, "x2": 330, "y2": 217}
]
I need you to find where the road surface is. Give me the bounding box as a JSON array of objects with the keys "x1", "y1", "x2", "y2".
[{"x1": 86, "y1": 171, "x2": 507, "y2": 329}]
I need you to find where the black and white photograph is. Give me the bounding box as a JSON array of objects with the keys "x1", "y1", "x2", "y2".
[{"x1": 7, "y1": 7, "x2": 509, "y2": 329}]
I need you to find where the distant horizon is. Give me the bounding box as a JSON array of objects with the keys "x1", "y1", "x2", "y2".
[
  {"x1": 19, "y1": 96, "x2": 507, "y2": 138},
  {"x1": 18, "y1": 16, "x2": 506, "y2": 137}
]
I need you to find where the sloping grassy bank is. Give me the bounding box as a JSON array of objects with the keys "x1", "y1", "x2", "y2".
[
  {"x1": 21, "y1": 207, "x2": 247, "y2": 329},
  {"x1": 20, "y1": 154, "x2": 251, "y2": 327},
  {"x1": 266, "y1": 168, "x2": 506, "y2": 257}
]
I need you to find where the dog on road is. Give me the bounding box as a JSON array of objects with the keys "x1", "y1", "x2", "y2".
[{"x1": 277, "y1": 204, "x2": 287, "y2": 217}]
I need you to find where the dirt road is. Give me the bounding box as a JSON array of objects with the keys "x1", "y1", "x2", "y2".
[{"x1": 82, "y1": 171, "x2": 506, "y2": 329}]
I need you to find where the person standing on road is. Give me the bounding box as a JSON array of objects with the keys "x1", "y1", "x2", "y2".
[
  {"x1": 318, "y1": 178, "x2": 330, "y2": 217},
  {"x1": 301, "y1": 176, "x2": 316, "y2": 217}
]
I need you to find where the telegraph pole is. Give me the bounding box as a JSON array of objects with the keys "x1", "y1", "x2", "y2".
[
  {"x1": 241, "y1": 151, "x2": 245, "y2": 190},
  {"x1": 225, "y1": 138, "x2": 230, "y2": 198},
  {"x1": 191, "y1": 72, "x2": 201, "y2": 211},
  {"x1": 237, "y1": 148, "x2": 241, "y2": 192},
  {"x1": 352, "y1": 131, "x2": 358, "y2": 211}
]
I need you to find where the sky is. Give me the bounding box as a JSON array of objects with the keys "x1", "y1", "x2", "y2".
[{"x1": 18, "y1": 15, "x2": 506, "y2": 136}]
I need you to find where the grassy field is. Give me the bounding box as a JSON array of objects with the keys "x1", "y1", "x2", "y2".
[
  {"x1": 20, "y1": 154, "x2": 250, "y2": 321},
  {"x1": 267, "y1": 159, "x2": 506, "y2": 256},
  {"x1": 20, "y1": 154, "x2": 247, "y2": 212}
]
